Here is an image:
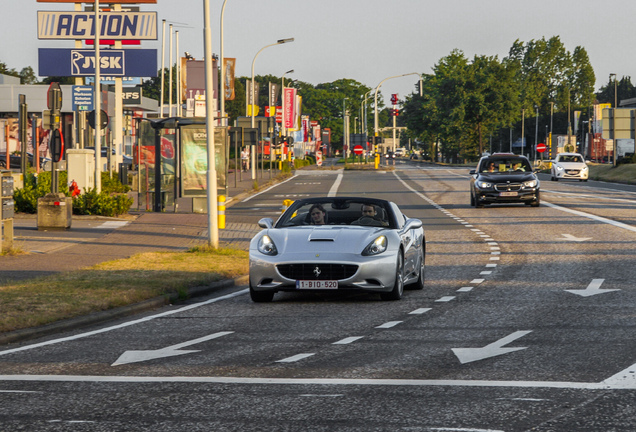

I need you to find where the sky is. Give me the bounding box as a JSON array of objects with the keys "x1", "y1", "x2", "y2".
[{"x1": 2, "y1": 0, "x2": 636, "y2": 105}]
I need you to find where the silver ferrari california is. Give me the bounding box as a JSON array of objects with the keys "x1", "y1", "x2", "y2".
[{"x1": 249, "y1": 197, "x2": 426, "y2": 302}]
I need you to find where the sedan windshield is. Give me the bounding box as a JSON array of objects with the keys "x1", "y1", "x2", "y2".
[{"x1": 480, "y1": 158, "x2": 532, "y2": 173}]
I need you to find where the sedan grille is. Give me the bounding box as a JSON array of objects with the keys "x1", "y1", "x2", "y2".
[
  {"x1": 277, "y1": 263, "x2": 358, "y2": 280},
  {"x1": 494, "y1": 183, "x2": 522, "y2": 192},
  {"x1": 565, "y1": 170, "x2": 580, "y2": 175}
]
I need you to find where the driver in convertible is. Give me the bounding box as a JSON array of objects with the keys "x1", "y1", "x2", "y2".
[{"x1": 351, "y1": 204, "x2": 388, "y2": 227}]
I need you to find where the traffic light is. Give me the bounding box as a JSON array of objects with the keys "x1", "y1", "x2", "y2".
[
  {"x1": 394, "y1": 109, "x2": 400, "y2": 117},
  {"x1": 389, "y1": 109, "x2": 395, "y2": 117}
]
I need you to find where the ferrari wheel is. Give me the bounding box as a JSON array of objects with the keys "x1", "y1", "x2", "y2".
[
  {"x1": 381, "y1": 253, "x2": 404, "y2": 301},
  {"x1": 407, "y1": 246, "x2": 425, "y2": 290},
  {"x1": 249, "y1": 283, "x2": 274, "y2": 303}
]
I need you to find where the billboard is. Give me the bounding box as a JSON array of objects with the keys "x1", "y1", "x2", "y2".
[
  {"x1": 39, "y1": 48, "x2": 157, "y2": 77},
  {"x1": 38, "y1": 11, "x2": 157, "y2": 40}
]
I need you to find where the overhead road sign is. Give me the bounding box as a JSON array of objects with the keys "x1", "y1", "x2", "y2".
[
  {"x1": 38, "y1": 48, "x2": 157, "y2": 77},
  {"x1": 38, "y1": 11, "x2": 157, "y2": 40}
]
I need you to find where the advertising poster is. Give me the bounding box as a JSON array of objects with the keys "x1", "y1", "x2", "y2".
[{"x1": 181, "y1": 126, "x2": 226, "y2": 196}]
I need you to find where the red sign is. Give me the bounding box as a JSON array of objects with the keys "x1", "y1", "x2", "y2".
[
  {"x1": 536, "y1": 143, "x2": 547, "y2": 153},
  {"x1": 353, "y1": 145, "x2": 364, "y2": 155}
]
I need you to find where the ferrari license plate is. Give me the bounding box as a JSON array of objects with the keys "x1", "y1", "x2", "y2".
[
  {"x1": 500, "y1": 191, "x2": 518, "y2": 197},
  {"x1": 296, "y1": 280, "x2": 338, "y2": 289}
]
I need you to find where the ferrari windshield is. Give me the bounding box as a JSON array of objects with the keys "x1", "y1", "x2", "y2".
[
  {"x1": 276, "y1": 199, "x2": 394, "y2": 228},
  {"x1": 479, "y1": 158, "x2": 532, "y2": 173}
]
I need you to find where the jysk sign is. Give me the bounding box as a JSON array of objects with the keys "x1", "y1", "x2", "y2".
[
  {"x1": 39, "y1": 48, "x2": 157, "y2": 77},
  {"x1": 38, "y1": 11, "x2": 157, "y2": 40}
]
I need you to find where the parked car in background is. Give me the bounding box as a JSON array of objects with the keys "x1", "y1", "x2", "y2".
[
  {"x1": 550, "y1": 152, "x2": 588, "y2": 181},
  {"x1": 470, "y1": 153, "x2": 540, "y2": 207},
  {"x1": 0, "y1": 152, "x2": 37, "y2": 169}
]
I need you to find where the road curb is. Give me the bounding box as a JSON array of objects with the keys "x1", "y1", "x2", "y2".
[{"x1": 0, "y1": 274, "x2": 250, "y2": 347}]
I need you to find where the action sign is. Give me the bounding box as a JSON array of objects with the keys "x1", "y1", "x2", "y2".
[
  {"x1": 39, "y1": 48, "x2": 157, "y2": 77},
  {"x1": 536, "y1": 142, "x2": 547, "y2": 153},
  {"x1": 37, "y1": 11, "x2": 157, "y2": 40},
  {"x1": 72, "y1": 85, "x2": 94, "y2": 111}
]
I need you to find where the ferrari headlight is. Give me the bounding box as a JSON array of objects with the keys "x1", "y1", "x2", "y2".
[
  {"x1": 477, "y1": 181, "x2": 492, "y2": 188},
  {"x1": 257, "y1": 235, "x2": 278, "y2": 256},
  {"x1": 362, "y1": 235, "x2": 387, "y2": 256},
  {"x1": 523, "y1": 179, "x2": 538, "y2": 188}
]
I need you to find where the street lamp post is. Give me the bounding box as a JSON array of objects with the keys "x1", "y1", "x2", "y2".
[
  {"x1": 250, "y1": 38, "x2": 294, "y2": 180},
  {"x1": 610, "y1": 73, "x2": 617, "y2": 165},
  {"x1": 219, "y1": 0, "x2": 228, "y2": 127},
  {"x1": 203, "y1": 0, "x2": 218, "y2": 248},
  {"x1": 373, "y1": 73, "x2": 420, "y2": 146}
]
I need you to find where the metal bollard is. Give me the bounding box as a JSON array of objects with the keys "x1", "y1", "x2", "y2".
[{"x1": 218, "y1": 195, "x2": 226, "y2": 229}]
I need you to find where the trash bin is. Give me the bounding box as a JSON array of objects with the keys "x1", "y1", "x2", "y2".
[{"x1": 119, "y1": 163, "x2": 128, "y2": 185}]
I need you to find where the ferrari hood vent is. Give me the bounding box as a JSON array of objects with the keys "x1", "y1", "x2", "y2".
[{"x1": 308, "y1": 229, "x2": 340, "y2": 242}]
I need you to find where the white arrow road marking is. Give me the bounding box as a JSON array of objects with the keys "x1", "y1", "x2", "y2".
[
  {"x1": 565, "y1": 279, "x2": 620, "y2": 297},
  {"x1": 559, "y1": 233, "x2": 592, "y2": 242},
  {"x1": 112, "y1": 331, "x2": 233, "y2": 366},
  {"x1": 452, "y1": 331, "x2": 532, "y2": 364}
]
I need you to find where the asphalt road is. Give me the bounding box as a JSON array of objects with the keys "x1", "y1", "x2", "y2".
[{"x1": 1, "y1": 161, "x2": 636, "y2": 431}]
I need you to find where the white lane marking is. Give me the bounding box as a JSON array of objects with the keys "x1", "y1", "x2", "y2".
[
  {"x1": 242, "y1": 175, "x2": 298, "y2": 202},
  {"x1": 559, "y1": 233, "x2": 592, "y2": 242},
  {"x1": 486, "y1": 264, "x2": 497, "y2": 268},
  {"x1": 0, "y1": 374, "x2": 628, "y2": 389},
  {"x1": 603, "y1": 361, "x2": 636, "y2": 387},
  {"x1": 112, "y1": 331, "x2": 234, "y2": 366},
  {"x1": 409, "y1": 308, "x2": 432, "y2": 315},
  {"x1": 328, "y1": 171, "x2": 344, "y2": 197},
  {"x1": 452, "y1": 331, "x2": 532, "y2": 364},
  {"x1": 333, "y1": 337, "x2": 364, "y2": 345},
  {"x1": 300, "y1": 394, "x2": 344, "y2": 398},
  {"x1": 457, "y1": 287, "x2": 474, "y2": 292},
  {"x1": 543, "y1": 201, "x2": 636, "y2": 233},
  {"x1": 480, "y1": 271, "x2": 492, "y2": 275},
  {"x1": 470, "y1": 279, "x2": 485, "y2": 284},
  {"x1": 565, "y1": 278, "x2": 620, "y2": 297},
  {"x1": 430, "y1": 428, "x2": 503, "y2": 432},
  {"x1": 97, "y1": 221, "x2": 130, "y2": 229},
  {"x1": 0, "y1": 289, "x2": 249, "y2": 356},
  {"x1": 376, "y1": 321, "x2": 402, "y2": 329},
  {"x1": 435, "y1": 296, "x2": 456, "y2": 302},
  {"x1": 490, "y1": 257, "x2": 500, "y2": 261},
  {"x1": 0, "y1": 390, "x2": 42, "y2": 394},
  {"x1": 276, "y1": 353, "x2": 315, "y2": 363}
]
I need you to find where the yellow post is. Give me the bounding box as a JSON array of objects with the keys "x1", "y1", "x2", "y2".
[
  {"x1": 218, "y1": 195, "x2": 226, "y2": 229},
  {"x1": 374, "y1": 153, "x2": 380, "y2": 169},
  {"x1": 282, "y1": 199, "x2": 294, "y2": 213}
]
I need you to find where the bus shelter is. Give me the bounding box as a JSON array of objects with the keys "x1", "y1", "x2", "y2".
[{"x1": 134, "y1": 117, "x2": 227, "y2": 212}]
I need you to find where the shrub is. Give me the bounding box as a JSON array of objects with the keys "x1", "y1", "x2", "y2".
[{"x1": 14, "y1": 171, "x2": 132, "y2": 217}]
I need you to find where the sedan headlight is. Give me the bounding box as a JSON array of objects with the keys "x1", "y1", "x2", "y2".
[
  {"x1": 477, "y1": 181, "x2": 492, "y2": 188},
  {"x1": 523, "y1": 179, "x2": 538, "y2": 188},
  {"x1": 257, "y1": 235, "x2": 278, "y2": 256},
  {"x1": 555, "y1": 165, "x2": 564, "y2": 171},
  {"x1": 581, "y1": 165, "x2": 589, "y2": 171},
  {"x1": 362, "y1": 235, "x2": 387, "y2": 256}
]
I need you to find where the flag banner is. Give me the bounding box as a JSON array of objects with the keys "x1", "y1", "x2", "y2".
[
  {"x1": 283, "y1": 87, "x2": 297, "y2": 129},
  {"x1": 223, "y1": 58, "x2": 236, "y2": 101}
]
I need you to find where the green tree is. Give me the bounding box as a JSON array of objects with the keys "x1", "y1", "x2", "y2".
[{"x1": 19, "y1": 67, "x2": 38, "y2": 84}]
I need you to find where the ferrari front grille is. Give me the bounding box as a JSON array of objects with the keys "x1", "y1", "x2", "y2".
[{"x1": 277, "y1": 263, "x2": 358, "y2": 280}]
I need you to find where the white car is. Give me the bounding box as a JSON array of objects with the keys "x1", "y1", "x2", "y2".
[{"x1": 551, "y1": 153, "x2": 588, "y2": 181}]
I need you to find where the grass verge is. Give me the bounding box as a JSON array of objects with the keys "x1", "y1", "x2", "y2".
[{"x1": 0, "y1": 246, "x2": 248, "y2": 334}]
